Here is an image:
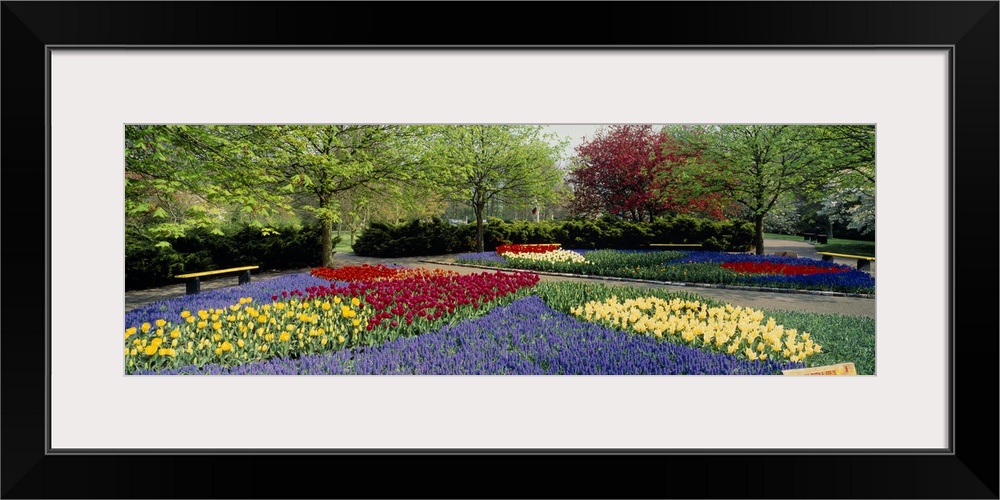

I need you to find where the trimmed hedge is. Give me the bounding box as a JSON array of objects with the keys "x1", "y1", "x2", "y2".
[
  {"x1": 351, "y1": 218, "x2": 466, "y2": 258},
  {"x1": 125, "y1": 223, "x2": 337, "y2": 290},
  {"x1": 352, "y1": 215, "x2": 754, "y2": 257}
]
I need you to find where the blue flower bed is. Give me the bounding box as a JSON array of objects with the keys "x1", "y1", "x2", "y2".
[
  {"x1": 663, "y1": 251, "x2": 843, "y2": 267},
  {"x1": 135, "y1": 296, "x2": 803, "y2": 375},
  {"x1": 739, "y1": 272, "x2": 874, "y2": 290},
  {"x1": 664, "y1": 251, "x2": 875, "y2": 293},
  {"x1": 452, "y1": 251, "x2": 510, "y2": 265}
]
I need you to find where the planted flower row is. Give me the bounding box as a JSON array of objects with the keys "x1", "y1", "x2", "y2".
[
  {"x1": 124, "y1": 268, "x2": 540, "y2": 374},
  {"x1": 135, "y1": 296, "x2": 804, "y2": 375},
  {"x1": 495, "y1": 243, "x2": 561, "y2": 255},
  {"x1": 125, "y1": 273, "x2": 340, "y2": 327},
  {"x1": 720, "y1": 262, "x2": 849, "y2": 276},
  {"x1": 310, "y1": 263, "x2": 417, "y2": 282},
  {"x1": 126, "y1": 266, "x2": 869, "y2": 375},
  {"x1": 124, "y1": 294, "x2": 371, "y2": 373},
  {"x1": 454, "y1": 248, "x2": 874, "y2": 294},
  {"x1": 665, "y1": 252, "x2": 875, "y2": 293},
  {"x1": 501, "y1": 248, "x2": 589, "y2": 264},
  {"x1": 299, "y1": 269, "x2": 540, "y2": 339},
  {"x1": 570, "y1": 296, "x2": 822, "y2": 363}
]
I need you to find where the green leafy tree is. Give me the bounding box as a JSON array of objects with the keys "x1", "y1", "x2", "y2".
[
  {"x1": 264, "y1": 125, "x2": 431, "y2": 266},
  {"x1": 426, "y1": 125, "x2": 567, "y2": 252},
  {"x1": 126, "y1": 125, "x2": 437, "y2": 267},
  {"x1": 125, "y1": 125, "x2": 287, "y2": 246},
  {"x1": 667, "y1": 125, "x2": 841, "y2": 254}
]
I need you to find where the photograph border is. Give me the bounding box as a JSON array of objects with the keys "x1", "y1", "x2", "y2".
[
  {"x1": 56, "y1": 54, "x2": 935, "y2": 452},
  {"x1": 4, "y1": 2, "x2": 997, "y2": 498}
]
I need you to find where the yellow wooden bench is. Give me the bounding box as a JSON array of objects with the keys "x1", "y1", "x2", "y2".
[
  {"x1": 817, "y1": 252, "x2": 874, "y2": 271},
  {"x1": 649, "y1": 243, "x2": 703, "y2": 250},
  {"x1": 175, "y1": 265, "x2": 260, "y2": 295}
]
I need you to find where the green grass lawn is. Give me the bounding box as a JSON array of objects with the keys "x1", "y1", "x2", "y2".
[
  {"x1": 763, "y1": 232, "x2": 806, "y2": 242},
  {"x1": 334, "y1": 231, "x2": 361, "y2": 254},
  {"x1": 815, "y1": 241, "x2": 875, "y2": 257},
  {"x1": 765, "y1": 232, "x2": 875, "y2": 257}
]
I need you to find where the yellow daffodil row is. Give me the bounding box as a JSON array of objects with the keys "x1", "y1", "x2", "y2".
[
  {"x1": 124, "y1": 296, "x2": 369, "y2": 373},
  {"x1": 569, "y1": 296, "x2": 822, "y2": 363},
  {"x1": 501, "y1": 248, "x2": 590, "y2": 264}
]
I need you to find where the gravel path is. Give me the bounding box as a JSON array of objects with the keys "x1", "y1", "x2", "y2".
[{"x1": 125, "y1": 239, "x2": 875, "y2": 318}]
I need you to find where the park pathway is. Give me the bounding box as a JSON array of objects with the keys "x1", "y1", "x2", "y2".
[{"x1": 125, "y1": 239, "x2": 875, "y2": 318}]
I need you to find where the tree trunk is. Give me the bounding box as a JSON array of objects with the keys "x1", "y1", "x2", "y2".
[
  {"x1": 475, "y1": 203, "x2": 485, "y2": 253},
  {"x1": 322, "y1": 218, "x2": 335, "y2": 267},
  {"x1": 754, "y1": 214, "x2": 765, "y2": 255}
]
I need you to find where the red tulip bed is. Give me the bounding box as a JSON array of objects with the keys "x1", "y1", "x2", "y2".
[
  {"x1": 719, "y1": 261, "x2": 851, "y2": 276},
  {"x1": 495, "y1": 243, "x2": 562, "y2": 255},
  {"x1": 303, "y1": 266, "x2": 540, "y2": 339},
  {"x1": 308, "y1": 263, "x2": 443, "y2": 282}
]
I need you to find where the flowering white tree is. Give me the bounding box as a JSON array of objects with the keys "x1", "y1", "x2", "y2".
[
  {"x1": 811, "y1": 125, "x2": 875, "y2": 237},
  {"x1": 818, "y1": 184, "x2": 875, "y2": 235},
  {"x1": 761, "y1": 193, "x2": 802, "y2": 235}
]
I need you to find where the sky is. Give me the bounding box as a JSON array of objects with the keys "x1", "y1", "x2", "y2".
[
  {"x1": 541, "y1": 124, "x2": 667, "y2": 162},
  {"x1": 542, "y1": 124, "x2": 603, "y2": 161}
]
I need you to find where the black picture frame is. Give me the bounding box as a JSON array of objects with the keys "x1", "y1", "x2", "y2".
[{"x1": 3, "y1": 2, "x2": 997, "y2": 498}]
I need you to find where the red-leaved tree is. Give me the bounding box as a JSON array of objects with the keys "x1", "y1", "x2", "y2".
[
  {"x1": 569, "y1": 125, "x2": 733, "y2": 221},
  {"x1": 568, "y1": 125, "x2": 667, "y2": 222}
]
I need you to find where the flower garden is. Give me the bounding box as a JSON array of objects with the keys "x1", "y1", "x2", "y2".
[
  {"x1": 125, "y1": 264, "x2": 875, "y2": 375},
  {"x1": 454, "y1": 245, "x2": 875, "y2": 294}
]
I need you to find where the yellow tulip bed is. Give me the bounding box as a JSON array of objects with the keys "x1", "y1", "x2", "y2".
[
  {"x1": 569, "y1": 296, "x2": 823, "y2": 363},
  {"x1": 125, "y1": 296, "x2": 369, "y2": 373}
]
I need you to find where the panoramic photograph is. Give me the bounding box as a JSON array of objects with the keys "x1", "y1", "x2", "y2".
[{"x1": 124, "y1": 124, "x2": 876, "y2": 376}]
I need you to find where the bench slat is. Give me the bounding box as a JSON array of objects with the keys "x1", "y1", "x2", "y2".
[
  {"x1": 175, "y1": 265, "x2": 260, "y2": 279},
  {"x1": 816, "y1": 252, "x2": 874, "y2": 261}
]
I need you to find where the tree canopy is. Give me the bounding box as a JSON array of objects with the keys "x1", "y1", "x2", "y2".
[
  {"x1": 125, "y1": 125, "x2": 287, "y2": 243},
  {"x1": 568, "y1": 125, "x2": 733, "y2": 223},
  {"x1": 126, "y1": 124, "x2": 566, "y2": 260},
  {"x1": 126, "y1": 123, "x2": 874, "y2": 262},
  {"x1": 126, "y1": 124, "x2": 441, "y2": 265},
  {"x1": 264, "y1": 125, "x2": 433, "y2": 265},
  {"x1": 425, "y1": 125, "x2": 566, "y2": 252},
  {"x1": 663, "y1": 124, "x2": 875, "y2": 253}
]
